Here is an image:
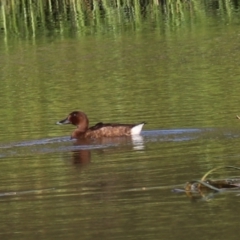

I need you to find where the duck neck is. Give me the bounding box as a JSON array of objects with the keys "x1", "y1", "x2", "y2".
[
  {"x1": 71, "y1": 129, "x2": 85, "y2": 139},
  {"x1": 77, "y1": 117, "x2": 89, "y2": 132}
]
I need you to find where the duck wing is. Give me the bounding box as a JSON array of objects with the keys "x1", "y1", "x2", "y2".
[{"x1": 87, "y1": 122, "x2": 145, "y2": 137}]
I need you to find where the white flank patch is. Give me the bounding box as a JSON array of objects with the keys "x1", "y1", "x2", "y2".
[{"x1": 131, "y1": 123, "x2": 145, "y2": 135}]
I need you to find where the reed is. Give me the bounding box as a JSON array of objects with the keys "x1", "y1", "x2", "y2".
[{"x1": 0, "y1": 0, "x2": 239, "y2": 41}]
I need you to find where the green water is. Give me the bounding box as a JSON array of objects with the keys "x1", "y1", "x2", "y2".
[{"x1": 1, "y1": 1, "x2": 240, "y2": 239}]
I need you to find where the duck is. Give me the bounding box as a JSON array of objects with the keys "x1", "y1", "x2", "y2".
[{"x1": 56, "y1": 111, "x2": 145, "y2": 139}]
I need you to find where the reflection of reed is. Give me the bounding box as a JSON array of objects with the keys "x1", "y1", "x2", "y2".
[{"x1": 0, "y1": 0, "x2": 236, "y2": 40}]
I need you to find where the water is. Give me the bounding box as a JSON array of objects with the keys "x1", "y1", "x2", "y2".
[{"x1": 1, "y1": 1, "x2": 240, "y2": 239}]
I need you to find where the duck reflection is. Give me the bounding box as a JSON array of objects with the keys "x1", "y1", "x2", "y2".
[
  {"x1": 70, "y1": 135, "x2": 144, "y2": 166},
  {"x1": 71, "y1": 148, "x2": 91, "y2": 165},
  {"x1": 71, "y1": 138, "x2": 91, "y2": 166}
]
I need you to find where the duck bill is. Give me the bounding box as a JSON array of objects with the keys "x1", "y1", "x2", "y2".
[{"x1": 56, "y1": 117, "x2": 71, "y2": 125}]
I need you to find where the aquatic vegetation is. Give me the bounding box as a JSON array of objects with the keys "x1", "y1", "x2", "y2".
[
  {"x1": 0, "y1": 0, "x2": 239, "y2": 40},
  {"x1": 173, "y1": 166, "x2": 240, "y2": 201}
]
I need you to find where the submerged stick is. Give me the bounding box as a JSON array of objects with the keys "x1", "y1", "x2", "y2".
[
  {"x1": 182, "y1": 166, "x2": 240, "y2": 194},
  {"x1": 195, "y1": 180, "x2": 222, "y2": 192}
]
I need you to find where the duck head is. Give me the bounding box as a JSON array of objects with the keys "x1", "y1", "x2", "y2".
[{"x1": 56, "y1": 111, "x2": 89, "y2": 132}]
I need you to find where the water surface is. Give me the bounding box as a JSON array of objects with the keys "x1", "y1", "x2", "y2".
[{"x1": 1, "y1": 1, "x2": 240, "y2": 240}]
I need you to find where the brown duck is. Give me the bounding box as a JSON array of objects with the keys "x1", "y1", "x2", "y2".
[{"x1": 56, "y1": 111, "x2": 145, "y2": 139}]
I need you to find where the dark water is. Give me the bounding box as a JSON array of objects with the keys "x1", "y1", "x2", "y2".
[
  {"x1": 1, "y1": 128, "x2": 240, "y2": 239},
  {"x1": 1, "y1": 1, "x2": 240, "y2": 239}
]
